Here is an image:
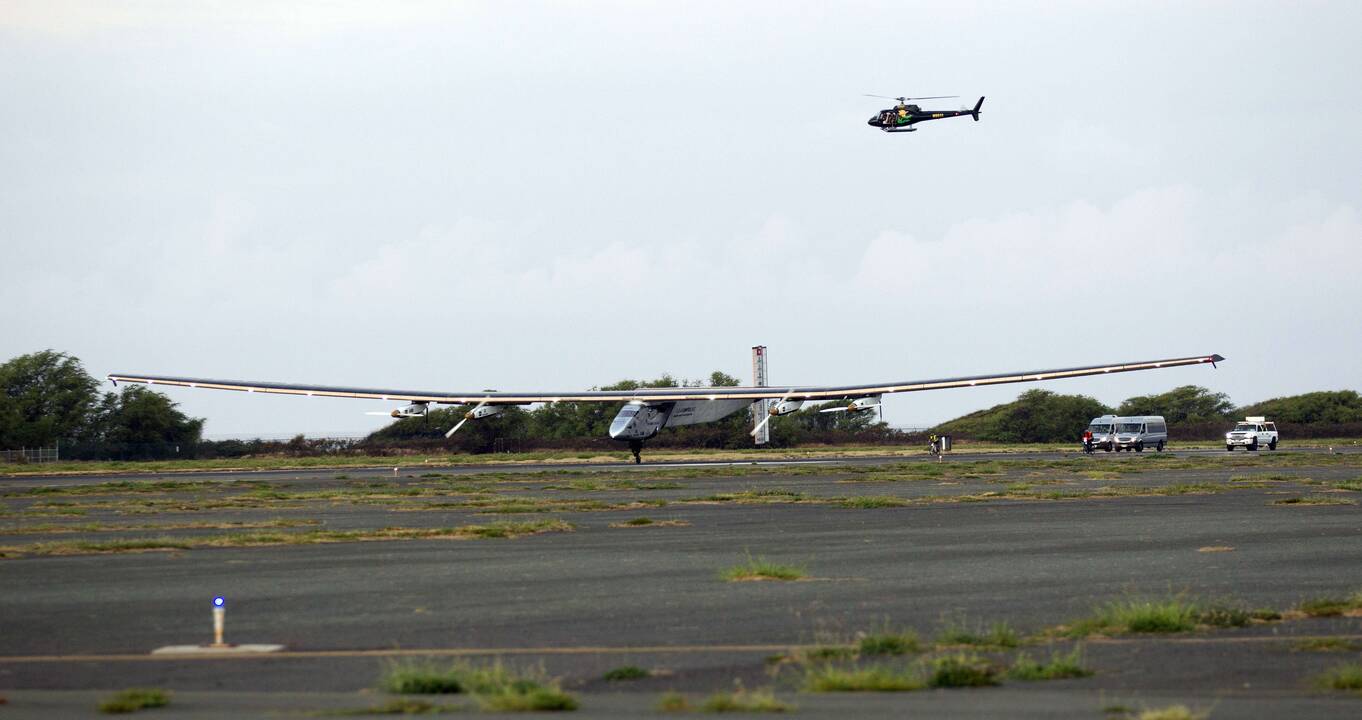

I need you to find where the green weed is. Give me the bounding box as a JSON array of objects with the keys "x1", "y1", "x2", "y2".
[
  {"x1": 926, "y1": 653, "x2": 998, "y2": 688},
  {"x1": 858, "y1": 626, "x2": 921, "y2": 656},
  {"x1": 721, "y1": 553, "x2": 806, "y2": 582},
  {"x1": 1298, "y1": 592, "x2": 1362, "y2": 617},
  {"x1": 1007, "y1": 646, "x2": 1092, "y2": 680},
  {"x1": 602, "y1": 665, "x2": 650, "y2": 681},
  {"x1": 380, "y1": 660, "x2": 577, "y2": 711},
  {"x1": 98, "y1": 688, "x2": 169, "y2": 713},
  {"x1": 657, "y1": 691, "x2": 690, "y2": 712},
  {"x1": 1135, "y1": 706, "x2": 1210, "y2": 720},
  {"x1": 1292, "y1": 637, "x2": 1362, "y2": 652},
  {"x1": 1316, "y1": 662, "x2": 1362, "y2": 691},
  {"x1": 835, "y1": 496, "x2": 909, "y2": 509},
  {"x1": 699, "y1": 687, "x2": 792, "y2": 713},
  {"x1": 802, "y1": 664, "x2": 924, "y2": 692},
  {"x1": 1272, "y1": 496, "x2": 1357, "y2": 506},
  {"x1": 1068, "y1": 596, "x2": 1200, "y2": 636},
  {"x1": 937, "y1": 617, "x2": 1020, "y2": 648},
  {"x1": 1195, "y1": 604, "x2": 1252, "y2": 628}
]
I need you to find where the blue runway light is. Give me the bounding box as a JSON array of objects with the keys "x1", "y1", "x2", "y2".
[{"x1": 213, "y1": 596, "x2": 226, "y2": 608}]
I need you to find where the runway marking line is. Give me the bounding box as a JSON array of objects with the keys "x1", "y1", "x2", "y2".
[{"x1": 6, "y1": 635, "x2": 1362, "y2": 664}]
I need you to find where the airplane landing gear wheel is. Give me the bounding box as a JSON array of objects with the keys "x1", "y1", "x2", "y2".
[{"x1": 629, "y1": 439, "x2": 643, "y2": 464}]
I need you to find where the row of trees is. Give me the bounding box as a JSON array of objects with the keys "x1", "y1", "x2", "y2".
[
  {"x1": 0, "y1": 351, "x2": 203, "y2": 452},
  {"x1": 934, "y1": 386, "x2": 1362, "y2": 443}
]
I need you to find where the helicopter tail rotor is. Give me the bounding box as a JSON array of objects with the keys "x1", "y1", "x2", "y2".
[{"x1": 971, "y1": 96, "x2": 985, "y2": 121}]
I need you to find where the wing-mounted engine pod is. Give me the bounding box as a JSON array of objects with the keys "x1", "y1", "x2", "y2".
[
  {"x1": 468, "y1": 404, "x2": 508, "y2": 420},
  {"x1": 847, "y1": 395, "x2": 883, "y2": 412},
  {"x1": 390, "y1": 402, "x2": 430, "y2": 418}
]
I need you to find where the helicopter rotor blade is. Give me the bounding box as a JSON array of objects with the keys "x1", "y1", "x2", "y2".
[{"x1": 902, "y1": 95, "x2": 958, "y2": 101}]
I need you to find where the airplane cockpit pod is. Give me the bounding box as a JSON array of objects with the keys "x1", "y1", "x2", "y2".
[{"x1": 609, "y1": 403, "x2": 668, "y2": 440}]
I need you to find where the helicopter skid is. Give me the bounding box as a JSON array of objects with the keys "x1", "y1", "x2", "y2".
[{"x1": 883, "y1": 127, "x2": 917, "y2": 133}]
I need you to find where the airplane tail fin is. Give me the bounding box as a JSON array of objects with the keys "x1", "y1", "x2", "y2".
[{"x1": 972, "y1": 96, "x2": 985, "y2": 121}]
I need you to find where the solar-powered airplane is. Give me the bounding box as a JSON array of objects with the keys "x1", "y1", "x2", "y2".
[{"x1": 108, "y1": 353, "x2": 1223, "y2": 463}]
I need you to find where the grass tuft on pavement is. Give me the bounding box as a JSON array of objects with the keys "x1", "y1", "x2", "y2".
[
  {"x1": 1134, "y1": 705, "x2": 1210, "y2": 720},
  {"x1": 698, "y1": 687, "x2": 792, "y2": 713},
  {"x1": 802, "y1": 664, "x2": 924, "y2": 692},
  {"x1": 657, "y1": 691, "x2": 690, "y2": 712},
  {"x1": 1298, "y1": 591, "x2": 1362, "y2": 617},
  {"x1": 0, "y1": 520, "x2": 574, "y2": 557},
  {"x1": 98, "y1": 688, "x2": 169, "y2": 713},
  {"x1": 857, "y1": 624, "x2": 921, "y2": 656},
  {"x1": 1293, "y1": 637, "x2": 1362, "y2": 652},
  {"x1": 1315, "y1": 662, "x2": 1362, "y2": 692},
  {"x1": 380, "y1": 659, "x2": 576, "y2": 711},
  {"x1": 936, "y1": 616, "x2": 1020, "y2": 648},
  {"x1": 1007, "y1": 646, "x2": 1092, "y2": 681},
  {"x1": 602, "y1": 665, "x2": 650, "y2": 681},
  {"x1": 322, "y1": 698, "x2": 463, "y2": 715},
  {"x1": 1272, "y1": 495, "x2": 1357, "y2": 506},
  {"x1": 925, "y1": 653, "x2": 999, "y2": 688},
  {"x1": 721, "y1": 553, "x2": 806, "y2": 582},
  {"x1": 1068, "y1": 596, "x2": 1200, "y2": 636}
]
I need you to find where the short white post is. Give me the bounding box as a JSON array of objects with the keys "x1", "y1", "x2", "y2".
[{"x1": 211, "y1": 596, "x2": 227, "y2": 647}]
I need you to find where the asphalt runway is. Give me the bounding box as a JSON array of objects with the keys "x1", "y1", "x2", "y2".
[{"x1": 2, "y1": 451, "x2": 1361, "y2": 717}]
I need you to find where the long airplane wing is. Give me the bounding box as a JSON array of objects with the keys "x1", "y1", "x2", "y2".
[{"x1": 107, "y1": 353, "x2": 1223, "y2": 405}]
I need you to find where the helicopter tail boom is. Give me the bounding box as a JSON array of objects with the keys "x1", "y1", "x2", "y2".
[{"x1": 971, "y1": 96, "x2": 985, "y2": 121}]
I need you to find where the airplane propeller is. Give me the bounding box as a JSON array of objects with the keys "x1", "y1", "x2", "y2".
[
  {"x1": 445, "y1": 401, "x2": 487, "y2": 438},
  {"x1": 749, "y1": 393, "x2": 790, "y2": 438}
]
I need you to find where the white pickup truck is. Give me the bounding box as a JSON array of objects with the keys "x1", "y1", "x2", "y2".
[{"x1": 1225, "y1": 416, "x2": 1278, "y2": 451}]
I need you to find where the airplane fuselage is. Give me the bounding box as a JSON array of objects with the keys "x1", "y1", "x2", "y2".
[{"x1": 607, "y1": 398, "x2": 752, "y2": 440}]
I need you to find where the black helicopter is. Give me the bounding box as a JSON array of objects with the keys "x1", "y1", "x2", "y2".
[{"x1": 866, "y1": 94, "x2": 984, "y2": 132}]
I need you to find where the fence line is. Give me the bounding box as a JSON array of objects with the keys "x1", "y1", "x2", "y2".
[{"x1": 0, "y1": 446, "x2": 60, "y2": 464}]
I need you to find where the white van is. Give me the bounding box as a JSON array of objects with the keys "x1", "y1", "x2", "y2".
[
  {"x1": 1112, "y1": 415, "x2": 1168, "y2": 452},
  {"x1": 1085, "y1": 414, "x2": 1119, "y2": 452}
]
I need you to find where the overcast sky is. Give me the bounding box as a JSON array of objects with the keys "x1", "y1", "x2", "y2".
[{"x1": 2, "y1": 1, "x2": 1359, "y2": 437}]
